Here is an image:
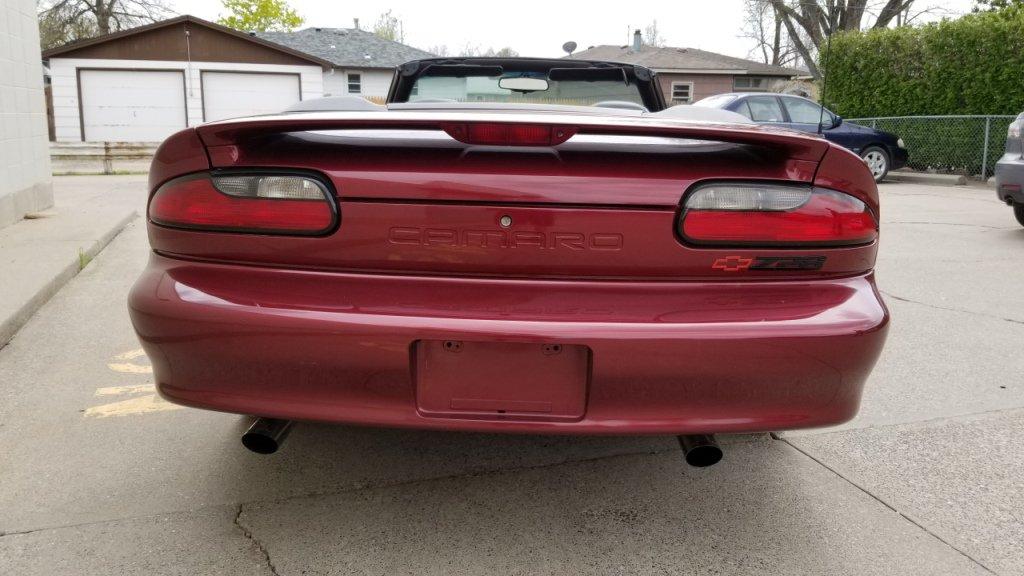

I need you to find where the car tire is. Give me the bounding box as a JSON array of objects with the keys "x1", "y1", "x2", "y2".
[
  {"x1": 861, "y1": 146, "x2": 890, "y2": 183},
  {"x1": 1014, "y1": 204, "x2": 1024, "y2": 227}
]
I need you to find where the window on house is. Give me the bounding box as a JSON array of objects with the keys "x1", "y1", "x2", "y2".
[
  {"x1": 733, "y1": 76, "x2": 771, "y2": 91},
  {"x1": 671, "y1": 82, "x2": 693, "y2": 103},
  {"x1": 347, "y1": 73, "x2": 362, "y2": 94}
]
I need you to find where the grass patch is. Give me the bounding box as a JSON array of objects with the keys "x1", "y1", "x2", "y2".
[{"x1": 78, "y1": 248, "x2": 93, "y2": 271}]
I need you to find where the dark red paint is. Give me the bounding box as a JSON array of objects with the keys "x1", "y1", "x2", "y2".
[{"x1": 129, "y1": 111, "x2": 889, "y2": 434}]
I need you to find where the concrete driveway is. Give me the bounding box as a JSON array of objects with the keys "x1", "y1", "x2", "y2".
[{"x1": 1, "y1": 177, "x2": 1021, "y2": 575}]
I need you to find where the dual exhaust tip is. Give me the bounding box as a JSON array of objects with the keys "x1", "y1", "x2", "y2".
[{"x1": 242, "y1": 418, "x2": 724, "y2": 468}]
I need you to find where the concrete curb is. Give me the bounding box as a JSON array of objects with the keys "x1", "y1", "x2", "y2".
[
  {"x1": 0, "y1": 211, "x2": 137, "y2": 350},
  {"x1": 886, "y1": 170, "x2": 994, "y2": 189}
]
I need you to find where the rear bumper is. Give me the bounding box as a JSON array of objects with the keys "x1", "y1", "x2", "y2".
[
  {"x1": 129, "y1": 254, "x2": 889, "y2": 435},
  {"x1": 995, "y1": 154, "x2": 1024, "y2": 204}
]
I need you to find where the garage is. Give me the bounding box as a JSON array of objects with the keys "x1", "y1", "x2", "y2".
[
  {"x1": 44, "y1": 15, "x2": 329, "y2": 143},
  {"x1": 201, "y1": 71, "x2": 301, "y2": 121},
  {"x1": 79, "y1": 69, "x2": 187, "y2": 142}
]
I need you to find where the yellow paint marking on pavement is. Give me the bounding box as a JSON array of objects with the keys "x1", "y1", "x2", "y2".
[
  {"x1": 107, "y1": 362, "x2": 154, "y2": 374},
  {"x1": 114, "y1": 348, "x2": 148, "y2": 361},
  {"x1": 107, "y1": 348, "x2": 153, "y2": 374},
  {"x1": 95, "y1": 384, "x2": 156, "y2": 396},
  {"x1": 85, "y1": 348, "x2": 179, "y2": 418},
  {"x1": 84, "y1": 394, "x2": 183, "y2": 418}
]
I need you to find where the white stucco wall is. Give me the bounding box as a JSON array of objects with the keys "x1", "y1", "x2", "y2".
[
  {"x1": 323, "y1": 68, "x2": 393, "y2": 100},
  {"x1": 0, "y1": 0, "x2": 53, "y2": 228},
  {"x1": 48, "y1": 58, "x2": 324, "y2": 142}
]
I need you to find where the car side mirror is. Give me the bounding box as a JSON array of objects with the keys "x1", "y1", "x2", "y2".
[{"x1": 831, "y1": 115, "x2": 843, "y2": 129}]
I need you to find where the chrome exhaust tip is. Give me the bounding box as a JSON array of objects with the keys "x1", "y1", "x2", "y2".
[{"x1": 677, "y1": 434, "x2": 723, "y2": 467}]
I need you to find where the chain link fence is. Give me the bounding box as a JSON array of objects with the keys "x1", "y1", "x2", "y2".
[{"x1": 846, "y1": 115, "x2": 1017, "y2": 179}]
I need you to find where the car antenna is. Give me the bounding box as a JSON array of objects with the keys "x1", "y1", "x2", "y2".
[{"x1": 817, "y1": 25, "x2": 834, "y2": 135}]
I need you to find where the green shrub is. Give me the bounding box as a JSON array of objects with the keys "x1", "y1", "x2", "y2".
[{"x1": 823, "y1": 7, "x2": 1024, "y2": 117}]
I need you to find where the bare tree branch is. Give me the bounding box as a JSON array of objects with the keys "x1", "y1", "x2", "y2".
[
  {"x1": 762, "y1": 0, "x2": 937, "y2": 80},
  {"x1": 37, "y1": 0, "x2": 171, "y2": 48}
]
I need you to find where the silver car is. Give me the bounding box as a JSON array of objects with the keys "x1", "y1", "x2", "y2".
[{"x1": 995, "y1": 112, "x2": 1024, "y2": 227}]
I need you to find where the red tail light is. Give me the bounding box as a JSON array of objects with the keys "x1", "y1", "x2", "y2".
[
  {"x1": 442, "y1": 122, "x2": 577, "y2": 146},
  {"x1": 679, "y1": 183, "x2": 878, "y2": 246},
  {"x1": 149, "y1": 173, "x2": 337, "y2": 235}
]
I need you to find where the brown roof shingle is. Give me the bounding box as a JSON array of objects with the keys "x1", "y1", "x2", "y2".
[{"x1": 568, "y1": 44, "x2": 801, "y2": 77}]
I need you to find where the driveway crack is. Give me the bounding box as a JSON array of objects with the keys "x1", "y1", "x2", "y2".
[
  {"x1": 881, "y1": 290, "x2": 1024, "y2": 325},
  {"x1": 234, "y1": 504, "x2": 281, "y2": 576},
  {"x1": 772, "y1": 434, "x2": 999, "y2": 575}
]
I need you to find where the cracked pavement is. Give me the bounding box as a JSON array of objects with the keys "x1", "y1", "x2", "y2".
[{"x1": 1, "y1": 177, "x2": 1022, "y2": 575}]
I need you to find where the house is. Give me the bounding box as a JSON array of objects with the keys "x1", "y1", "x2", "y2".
[
  {"x1": 2, "y1": 0, "x2": 52, "y2": 228},
  {"x1": 43, "y1": 15, "x2": 333, "y2": 143},
  {"x1": 569, "y1": 31, "x2": 803, "y2": 105},
  {"x1": 256, "y1": 26, "x2": 434, "y2": 101}
]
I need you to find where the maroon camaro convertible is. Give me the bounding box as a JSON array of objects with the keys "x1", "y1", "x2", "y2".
[{"x1": 129, "y1": 58, "x2": 888, "y2": 465}]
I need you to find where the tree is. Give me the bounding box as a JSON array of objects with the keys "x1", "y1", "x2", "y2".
[
  {"x1": 217, "y1": 0, "x2": 303, "y2": 32},
  {"x1": 373, "y1": 9, "x2": 404, "y2": 42},
  {"x1": 425, "y1": 45, "x2": 450, "y2": 57},
  {"x1": 456, "y1": 45, "x2": 519, "y2": 57},
  {"x1": 766, "y1": 0, "x2": 932, "y2": 80},
  {"x1": 486, "y1": 47, "x2": 519, "y2": 57},
  {"x1": 974, "y1": 0, "x2": 1024, "y2": 10},
  {"x1": 38, "y1": 0, "x2": 171, "y2": 49},
  {"x1": 643, "y1": 20, "x2": 666, "y2": 47},
  {"x1": 741, "y1": 0, "x2": 802, "y2": 67}
]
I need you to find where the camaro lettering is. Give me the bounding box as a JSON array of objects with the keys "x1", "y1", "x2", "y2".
[{"x1": 388, "y1": 227, "x2": 623, "y2": 251}]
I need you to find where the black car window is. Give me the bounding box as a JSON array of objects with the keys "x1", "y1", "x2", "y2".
[
  {"x1": 782, "y1": 97, "x2": 827, "y2": 124},
  {"x1": 745, "y1": 96, "x2": 784, "y2": 122}
]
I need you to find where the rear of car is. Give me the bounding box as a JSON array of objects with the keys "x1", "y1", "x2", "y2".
[
  {"x1": 129, "y1": 61, "x2": 888, "y2": 437},
  {"x1": 995, "y1": 112, "x2": 1024, "y2": 226}
]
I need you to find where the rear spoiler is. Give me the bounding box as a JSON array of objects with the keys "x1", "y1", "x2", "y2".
[{"x1": 194, "y1": 111, "x2": 831, "y2": 162}]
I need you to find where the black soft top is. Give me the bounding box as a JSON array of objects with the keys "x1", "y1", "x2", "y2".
[{"x1": 386, "y1": 57, "x2": 666, "y2": 112}]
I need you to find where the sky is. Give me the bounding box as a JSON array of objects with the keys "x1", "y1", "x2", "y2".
[{"x1": 170, "y1": 0, "x2": 979, "y2": 60}]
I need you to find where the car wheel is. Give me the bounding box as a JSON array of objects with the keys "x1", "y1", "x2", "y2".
[
  {"x1": 1014, "y1": 204, "x2": 1024, "y2": 227},
  {"x1": 861, "y1": 146, "x2": 890, "y2": 183}
]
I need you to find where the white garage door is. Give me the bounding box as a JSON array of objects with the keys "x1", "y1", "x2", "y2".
[
  {"x1": 202, "y1": 72, "x2": 301, "y2": 122},
  {"x1": 80, "y1": 69, "x2": 187, "y2": 142}
]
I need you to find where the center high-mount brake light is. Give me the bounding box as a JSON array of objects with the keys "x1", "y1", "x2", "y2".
[
  {"x1": 679, "y1": 182, "x2": 878, "y2": 246},
  {"x1": 441, "y1": 122, "x2": 577, "y2": 146},
  {"x1": 149, "y1": 173, "x2": 336, "y2": 235}
]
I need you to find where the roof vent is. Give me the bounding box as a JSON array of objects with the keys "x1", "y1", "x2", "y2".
[
  {"x1": 314, "y1": 27, "x2": 322, "y2": 32},
  {"x1": 329, "y1": 44, "x2": 336, "y2": 49}
]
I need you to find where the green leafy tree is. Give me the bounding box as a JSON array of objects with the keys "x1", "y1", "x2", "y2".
[
  {"x1": 974, "y1": 0, "x2": 1024, "y2": 10},
  {"x1": 217, "y1": 0, "x2": 303, "y2": 32}
]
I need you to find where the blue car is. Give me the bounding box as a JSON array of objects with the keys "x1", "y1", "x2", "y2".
[{"x1": 694, "y1": 93, "x2": 909, "y2": 182}]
